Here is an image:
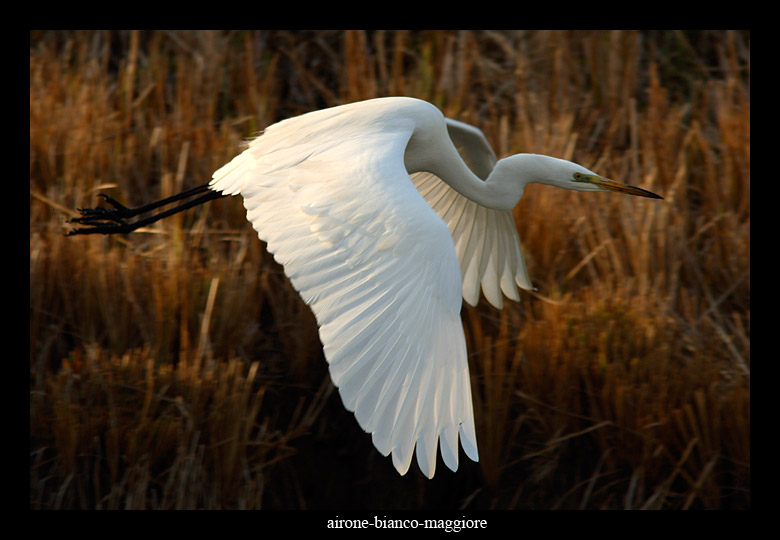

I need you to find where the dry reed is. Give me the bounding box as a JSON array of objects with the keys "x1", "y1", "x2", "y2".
[{"x1": 30, "y1": 30, "x2": 749, "y2": 509}]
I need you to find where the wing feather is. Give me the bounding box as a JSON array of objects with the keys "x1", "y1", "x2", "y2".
[{"x1": 209, "y1": 98, "x2": 478, "y2": 478}]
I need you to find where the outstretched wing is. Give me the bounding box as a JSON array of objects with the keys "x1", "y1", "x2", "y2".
[
  {"x1": 411, "y1": 118, "x2": 533, "y2": 309},
  {"x1": 209, "y1": 99, "x2": 478, "y2": 478}
]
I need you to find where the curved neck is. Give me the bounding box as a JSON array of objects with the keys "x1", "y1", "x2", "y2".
[{"x1": 405, "y1": 133, "x2": 523, "y2": 212}]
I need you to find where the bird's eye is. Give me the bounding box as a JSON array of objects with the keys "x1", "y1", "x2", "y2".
[{"x1": 573, "y1": 173, "x2": 584, "y2": 181}]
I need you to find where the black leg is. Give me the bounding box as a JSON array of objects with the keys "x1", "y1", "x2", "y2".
[{"x1": 68, "y1": 182, "x2": 227, "y2": 236}]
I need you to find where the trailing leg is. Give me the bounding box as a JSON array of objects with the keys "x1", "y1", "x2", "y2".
[{"x1": 68, "y1": 182, "x2": 226, "y2": 235}]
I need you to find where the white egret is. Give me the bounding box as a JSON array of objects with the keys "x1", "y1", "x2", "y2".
[{"x1": 69, "y1": 97, "x2": 661, "y2": 478}]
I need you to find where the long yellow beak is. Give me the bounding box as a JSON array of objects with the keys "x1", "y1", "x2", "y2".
[{"x1": 588, "y1": 176, "x2": 663, "y2": 199}]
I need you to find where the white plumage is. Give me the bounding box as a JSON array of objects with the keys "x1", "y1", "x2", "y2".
[
  {"x1": 72, "y1": 96, "x2": 661, "y2": 478},
  {"x1": 210, "y1": 98, "x2": 484, "y2": 477}
]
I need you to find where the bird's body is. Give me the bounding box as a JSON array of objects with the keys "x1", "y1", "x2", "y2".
[
  {"x1": 70, "y1": 97, "x2": 661, "y2": 478},
  {"x1": 211, "y1": 98, "x2": 482, "y2": 477}
]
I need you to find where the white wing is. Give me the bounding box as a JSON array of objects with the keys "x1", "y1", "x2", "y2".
[
  {"x1": 410, "y1": 118, "x2": 533, "y2": 309},
  {"x1": 209, "y1": 99, "x2": 478, "y2": 478}
]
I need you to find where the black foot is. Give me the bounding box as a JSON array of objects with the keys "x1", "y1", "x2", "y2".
[
  {"x1": 66, "y1": 183, "x2": 225, "y2": 236},
  {"x1": 68, "y1": 194, "x2": 137, "y2": 234}
]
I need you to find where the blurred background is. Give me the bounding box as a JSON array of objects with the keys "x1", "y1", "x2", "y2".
[{"x1": 30, "y1": 30, "x2": 749, "y2": 509}]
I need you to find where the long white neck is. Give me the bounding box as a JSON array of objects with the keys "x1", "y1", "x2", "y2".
[
  {"x1": 453, "y1": 159, "x2": 526, "y2": 211},
  {"x1": 405, "y1": 133, "x2": 527, "y2": 212},
  {"x1": 407, "y1": 125, "x2": 602, "y2": 213}
]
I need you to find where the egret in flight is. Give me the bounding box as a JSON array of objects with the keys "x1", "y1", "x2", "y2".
[{"x1": 69, "y1": 97, "x2": 661, "y2": 478}]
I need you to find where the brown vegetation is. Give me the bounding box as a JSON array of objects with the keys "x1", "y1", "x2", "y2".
[{"x1": 30, "y1": 30, "x2": 749, "y2": 509}]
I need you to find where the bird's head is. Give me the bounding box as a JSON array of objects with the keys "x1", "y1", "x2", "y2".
[
  {"x1": 567, "y1": 169, "x2": 663, "y2": 199},
  {"x1": 494, "y1": 154, "x2": 662, "y2": 205}
]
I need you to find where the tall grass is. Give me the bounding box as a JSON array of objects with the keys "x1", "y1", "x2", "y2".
[{"x1": 30, "y1": 30, "x2": 749, "y2": 509}]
